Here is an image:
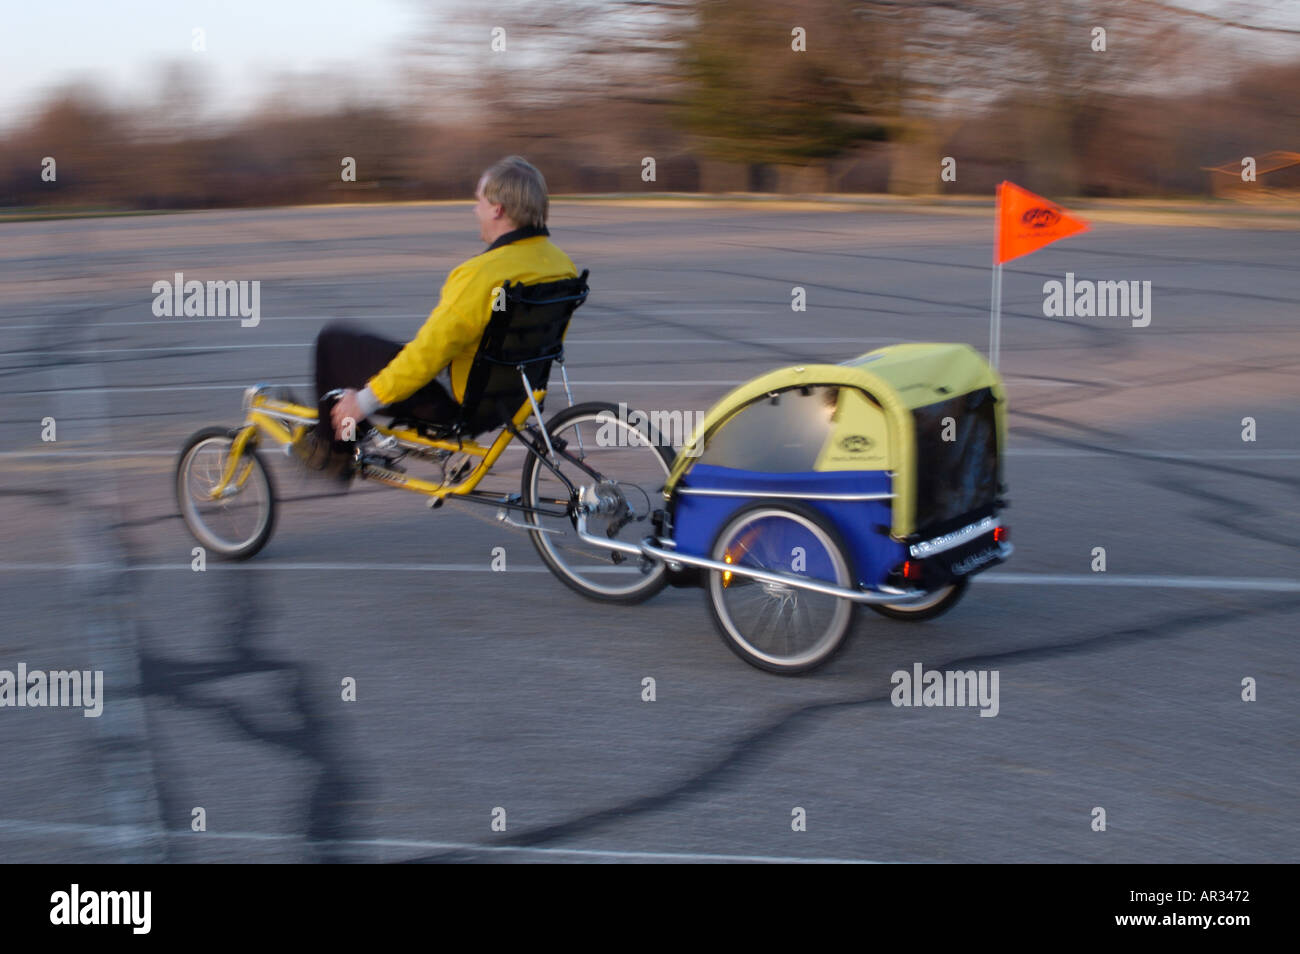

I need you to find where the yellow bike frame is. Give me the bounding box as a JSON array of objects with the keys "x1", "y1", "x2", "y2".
[{"x1": 207, "y1": 388, "x2": 551, "y2": 501}]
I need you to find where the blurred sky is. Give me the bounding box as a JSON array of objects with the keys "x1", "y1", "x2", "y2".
[
  {"x1": 1, "y1": 0, "x2": 423, "y2": 122},
  {"x1": 2, "y1": 0, "x2": 1296, "y2": 127}
]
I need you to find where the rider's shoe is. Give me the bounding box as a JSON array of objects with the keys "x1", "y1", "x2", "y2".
[
  {"x1": 290, "y1": 430, "x2": 356, "y2": 485},
  {"x1": 278, "y1": 386, "x2": 359, "y2": 484}
]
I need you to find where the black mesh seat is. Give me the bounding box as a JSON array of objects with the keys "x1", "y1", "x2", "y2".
[{"x1": 387, "y1": 269, "x2": 589, "y2": 439}]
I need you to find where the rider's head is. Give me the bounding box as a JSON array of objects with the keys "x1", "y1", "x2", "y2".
[{"x1": 475, "y1": 156, "x2": 548, "y2": 244}]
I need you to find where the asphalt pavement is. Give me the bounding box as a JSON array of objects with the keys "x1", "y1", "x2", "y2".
[{"x1": 0, "y1": 200, "x2": 1296, "y2": 862}]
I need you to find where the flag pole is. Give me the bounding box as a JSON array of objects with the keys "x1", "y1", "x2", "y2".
[
  {"x1": 989, "y1": 263, "x2": 1004, "y2": 369},
  {"x1": 990, "y1": 184, "x2": 1003, "y2": 369}
]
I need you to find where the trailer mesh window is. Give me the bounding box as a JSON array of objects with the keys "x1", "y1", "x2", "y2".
[{"x1": 911, "y1": 388, "x2": 1000, "y2": 536}]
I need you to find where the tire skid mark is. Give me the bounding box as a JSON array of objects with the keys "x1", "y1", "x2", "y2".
[
  {"x1": 400, "y1": 595, "x2": 1300, "y2": 862},
  {"x1": 1147, "y1": 474, "x2": 1300, "y2": 551},
  {"x1": 1013, "y1": 418, "x2": 1300, "y2": 491}
]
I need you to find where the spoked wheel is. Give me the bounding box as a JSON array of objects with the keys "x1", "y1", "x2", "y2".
[
  {"x1": 707, "y1": 503, "x2": 856, "y2": 674},
  {"x1": 520, "y1": 401, "x2": 674, "y2": 603},
  {"x1": 176, "y1": 426, "x2": 277, "y2": 560},
  {"x1": 869, "y1": 578, "x2": 968, "y2": 621}
]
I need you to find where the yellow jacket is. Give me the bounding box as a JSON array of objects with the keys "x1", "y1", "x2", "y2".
[{"x1": 367, "y1": 233, "x2": 578, "y2": 406}]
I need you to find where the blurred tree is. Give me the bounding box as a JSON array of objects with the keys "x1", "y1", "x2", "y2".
[
  {"x1": 405, "y1": 0, "x2": 696, "y2": 190},
  {"x1": 847, "y1": 0, "x2": 1297, "y2": 195},
  {"x1": 677, "y1": 0, "x2": 890, "y2": 190},
  {"x1": 407, "y1": 0, "x2": 692, "y2": 115},
  {"x1": 0, "y1": 86, "x2": 129, "y2": 207}
]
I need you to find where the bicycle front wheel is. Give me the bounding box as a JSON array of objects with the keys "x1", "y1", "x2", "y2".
[{"x1": 176, "y1": 426, "x2": 277, "y2": 560}]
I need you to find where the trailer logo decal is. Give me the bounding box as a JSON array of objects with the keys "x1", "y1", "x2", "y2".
[{"x1": 839, "y1": 434, "x2": 873, "y2": 453}]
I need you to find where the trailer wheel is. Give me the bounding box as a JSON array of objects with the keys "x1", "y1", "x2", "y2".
[{"x1": 706, "y1": 502, "x2": 856, "y2": 674}]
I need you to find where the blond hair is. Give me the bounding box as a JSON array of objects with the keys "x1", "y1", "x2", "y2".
[{"x1": 480, "y1": 156, "x2": 549, "y2": 229}]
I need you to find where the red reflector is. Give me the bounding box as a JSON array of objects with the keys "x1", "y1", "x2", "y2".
[
  {"x1": 903, "y1": 560, "x2": 917, "y2": 579},
  {"x1": 993, "y1": 526, "x2": 1006, "y2": 543}
]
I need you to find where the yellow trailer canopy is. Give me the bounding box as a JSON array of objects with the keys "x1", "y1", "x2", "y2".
[{"x1": 667, "y1": 342, "x2": 1006, "y2": 539}]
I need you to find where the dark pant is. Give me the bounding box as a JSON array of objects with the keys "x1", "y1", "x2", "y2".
[{"x1": 313, "y1": 322, "x2": 459, "y2": 443}]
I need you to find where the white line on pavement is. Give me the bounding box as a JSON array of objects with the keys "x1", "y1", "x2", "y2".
[
  {"x1": 5, "y1": 377, "x2": 1084, "y2": 393},
  {"x1": 6, "y1": 449, "x2": 1298, "y2": 460},
  {"x1": 0, "y1": 336, "x2": 911, "y2": 355},
  {"x1": 1002, "y1": 449, "x2": 1300, "y2": 459},
  {"x1": 979, "y1": 574, "x2": 1300, "y2": 592},
  {"x1": 0, "y1": 564, "x2": 1296, "y2": 591},
  {"x1": 10, "y1": 382, "x2": 756, "y2": 392},
  {"x1": 0, "y1": 308, "x2": 756, "y2": 331},
  {"x1": 0, "y1": 819, "x2": 872, "y2": 863}
]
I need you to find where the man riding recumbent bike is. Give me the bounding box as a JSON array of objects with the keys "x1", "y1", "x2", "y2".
[{"x1": 176, "y1": 273, "x2": 1012, "y2": 674}]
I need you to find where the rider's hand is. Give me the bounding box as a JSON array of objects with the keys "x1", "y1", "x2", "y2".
[{"x1": 330, "y1": 388, "x2": 365, "y2": 441}]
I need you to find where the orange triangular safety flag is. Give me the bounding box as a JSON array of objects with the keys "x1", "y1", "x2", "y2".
[{"x1": 995, "y1": 181, "x2": 1089, "y2": 264}]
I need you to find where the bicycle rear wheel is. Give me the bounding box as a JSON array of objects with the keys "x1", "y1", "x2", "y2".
[{"x1": 520, "y1": 401, "x2": 673, "y2": 603}]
